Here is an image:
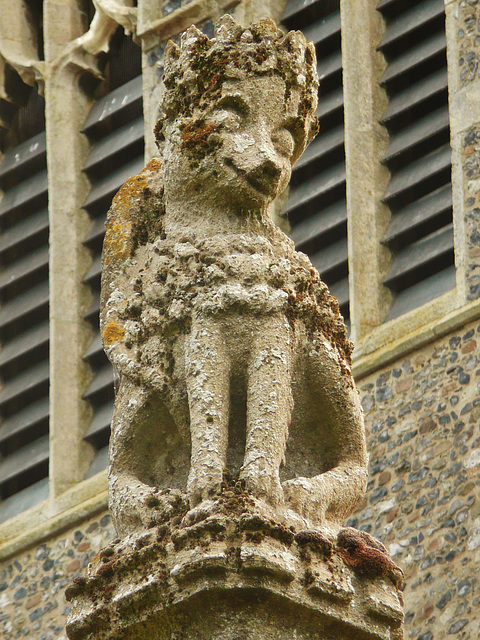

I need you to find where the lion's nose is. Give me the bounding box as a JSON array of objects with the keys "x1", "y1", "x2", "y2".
[
  {"x1": 245, "y1": 158, "x2": 283, "y2": 197},
  {"x1": 261, "y1": 158, "x2": 283, "y2": 182}
]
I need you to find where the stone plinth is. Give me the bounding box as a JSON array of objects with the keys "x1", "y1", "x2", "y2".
[{"x1": 66, "y1": 495, "x2": 403, "y2": 640}]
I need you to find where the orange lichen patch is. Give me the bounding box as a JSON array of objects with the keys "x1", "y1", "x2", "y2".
[
  {"x1": 103, "y1": 321, "x2": 126, "y2": 346},
  {"x1": 111, "y1": 173, "x2": 149, "y2": 210},
  {"x1": 103, "y1": 219, "x2": 133, "y2": 265},
  {"x1": 104, "y1": 172, "x2": 150, "y2": 264},
  {"x1": 141, "y1": 158, "x2": 162, "y2": 173}
]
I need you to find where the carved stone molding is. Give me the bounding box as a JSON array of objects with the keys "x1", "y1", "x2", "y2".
[
  {"x1": 51, "y1": 0, "x2": 137, "y2": 80},
  {"x1": 66, "y1": 498, "x2": 404, "y2": 640},
  {"x1": 94, "y1": 0, "x2": 138, "y2": 36},
  {"x1": 0, "y1": 0, "x2": 45, "y2": 92}
]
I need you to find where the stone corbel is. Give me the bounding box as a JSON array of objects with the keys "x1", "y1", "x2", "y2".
[
  {"x1": 0, "y1": 55, "x2": 12, "y2": 104},
  {"x1": 0, "y1": 55, "x2": 14, "y2": 132},
  {"x1": 0, "y1": 0, "x2": 45, "y2": 92},
  {"x1": 93, "y1": 0, "x2": 138, "y2": 37},
  {"x1": 52, "y1": 0, "x2": 137, "y2": 79}
]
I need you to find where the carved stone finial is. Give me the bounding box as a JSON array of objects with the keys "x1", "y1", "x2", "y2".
[
  {"x1": 100, "y1": 15, "x2": 366, "y2": 539},
  {"x1": 67, "y1": 16, "x2": 404, "y2": 640}
]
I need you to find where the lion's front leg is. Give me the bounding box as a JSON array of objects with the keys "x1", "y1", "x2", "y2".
[
  {"x1": 240, "y1": 315, "x2": 293, "y2": 508},
  {"x1": 186, "y1": 316, "x2": 230, "y2": 507}
]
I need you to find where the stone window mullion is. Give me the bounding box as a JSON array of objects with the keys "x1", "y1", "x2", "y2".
[
  {"x1": 44, "y1": 1, "x2": 99, "y2": 501},
  {"x1": 340, "y1": 0, "x2": 391, "y2": 343},
  {"x1": 444, "y1": 0, "x2": 480, "y2": 305}
]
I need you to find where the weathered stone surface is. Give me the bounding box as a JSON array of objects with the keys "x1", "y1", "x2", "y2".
[
  {"x1": 0, "y1": 512, "x2": 115, "y2": 640},
  {"x1": 66, "y1": 489, "x2": 403, "y2": 640},
  {"x1": 461, "y1": 124, "x2": 480, "y2": 300},
  {"x1": 100, "y1": 15, "x2": 368, "y2": 541}
]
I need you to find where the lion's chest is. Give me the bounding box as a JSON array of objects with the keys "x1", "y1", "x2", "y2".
[
  {"x1": 117, "y1": 234, "x2": 326, "y2": 352},
  {"x1": 137, "y1": 238, "x2": 305, "y2": 322}
]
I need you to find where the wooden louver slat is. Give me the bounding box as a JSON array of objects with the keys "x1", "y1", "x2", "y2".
[
  {"x1": 82, "y1": 75, "x2": 143, "y2": 136},
  {"x1": 385, "y1": 144, "x2": 451, "y2": 208},
  {"x1": 83, "y1": 363, "x2": 117, "y2": 402},
  {"x1": 295, "y1": 125, "x2": 344, "y2": 171},
  {"x1": 281, "y1": 0, "x2": 349, "y2": 321},
  {"x1": 0, "y1": 133, "x2": 46, "y2": 181},
  {"x1": 287, "y1": 163, "x2": 346, "y2": 219},
  {"x1": 83, "y1": 119, "x2": 144, "y2": 173},
  {"x1": 380, "y1": 1, "x2": 446, "y2": 48},
  {"x1": 0, "y1": 434, "x2": 49, "y2": 486},
  {"x1": 383, "y1": 108, "x2": 449, "y2": 166},
  {"x1": 0, "y1": 208, "x2": 49, "y2": 257},
  {"x1": 84, "y1": 403, "x2": 115, "y2": 449},
  {"x1": 0, "y1": 245, "x2": 49, "y2": 293},
  {"x1": 0, "y1": 398, "x2": 49, "y2": 446},
  {"x1": 380, "y1": 31, "x2": 446, "y2": 87},
  {"x1": 0, "y1": 281, "x2": 49, "y2": 332},
  {"x1": 302, "y1": 11, "x2": 341, "y2": 48},
  {"x1": 0, "y1": 360, "x2": 49, "y2": 410},
  {"x1": 291, "y1": 200, "x2": 347, "y2": 249},
  {"x1": 382, "y1": 67, "x2": 448, "y2": 125},
  {"x1": 317, "y1": 86, "x2": 343, "y2": 120},
  {"x1": 0, "y1": 130, "x2": 50, "y2": 522},
  {"x1": 317, "y1": 50, "x2": 342, "y2": 82},
  {"x1": 0, "y1": 171, "x2": 48, "y2": 219},
  {"x1": 384, "y1": 184, "x2": 452, "y2": 248},
  {"x1": 0, "y1": 322, "x2": 49, "y2": 370},
  {"x1": 281, "y1": 0, "x2": 319, "y2": 22},
  {"x1": 82, "y1": 36, "x2": 144, "y2": 476},
  {"x1": 383, "y1": 224, "x2": 454, "y2": 291},
  {"x1": 378, "y1": 0, "x2": 455, "y2": 321}
]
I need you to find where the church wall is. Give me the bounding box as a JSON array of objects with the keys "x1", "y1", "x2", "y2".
[{"x1": 1, "y1": 318, "x2": 479, "y2": 639}]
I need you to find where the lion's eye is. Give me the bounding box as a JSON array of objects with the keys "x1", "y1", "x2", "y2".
[
  {"x1": 214, "y1": 108, "x2": 243, "y2": 129},
  {"x1": 272, "y1": 128, "x2": 295, "y2": 159},
  {"x1": 212, "y1": 95, "x2": 249, "y2": 128}
]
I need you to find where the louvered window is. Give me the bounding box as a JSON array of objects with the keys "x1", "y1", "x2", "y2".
[
  {"x1": 82, "y1": 35, "x2": 144, "y2": 476},
  {"x1": 378, "y1": 0, "x2": 455, "y2": 320},
  {"x1": 0, "y1": 91, "x2": 49, "y2": 523},
  {"x1": 281, "y1": 0, "x2": 349, "y2": 321}
]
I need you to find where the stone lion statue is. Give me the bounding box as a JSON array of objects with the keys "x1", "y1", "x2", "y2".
[{"x1": 100, "y1": 15, "x2": 368, "y2": 536}]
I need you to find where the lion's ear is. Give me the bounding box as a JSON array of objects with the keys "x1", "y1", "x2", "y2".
[
  {"x1": 135, "y1": 159, "x2": 166, "y2": 247},
  {"x1": 103, "y1": 160, "x2": 166, "y2": 266}
]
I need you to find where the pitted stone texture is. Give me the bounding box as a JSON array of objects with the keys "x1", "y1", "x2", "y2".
[
  {"x1": 0, "y1": 513, "x2": 115, "y2": 640},
  {"x1": 461, "y1": 125, "x2": 480, "y2": 300},
  {"x1": 353, "y1": 319, "x2": 480, "y2": 640},
  {"x1": 100, "y1": 15, "x2": 367, "y2": 538},
  {"x1": 455, "y1": 0, "x2": 480, "y2": 85},
  {"x1": 66, "y1": 495, "x2": 403, "y2": 640}
]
